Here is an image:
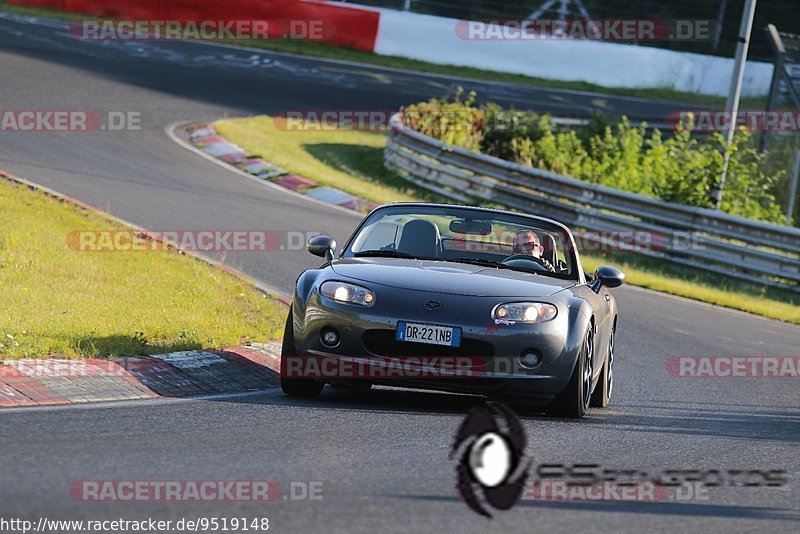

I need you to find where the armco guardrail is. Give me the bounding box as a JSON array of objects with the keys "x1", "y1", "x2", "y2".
[{"x1": 384, "y1": 114, "x2": 800, "y2": 293}]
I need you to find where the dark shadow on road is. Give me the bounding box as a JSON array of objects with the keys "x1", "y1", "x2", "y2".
[
  {"x1": 197, "y1": 383, "x2": 800, "y2": 443},
  {"x1": 226, "y1": 384, "x2": 500, "y2": 417},
  {"x1": 392, "y1": 494, "x2": 800, "y2": 520},
  {"x1": 579, "y1": 405, "x2": 800, "y2": 443}
]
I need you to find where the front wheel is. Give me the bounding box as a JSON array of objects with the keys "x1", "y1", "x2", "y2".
[
  {"x1": 547, "y1": 326, "x2": 593, "y2": 418},
  {"x1": 280, "y1": 306, "x2": 324, "y2": 398}
]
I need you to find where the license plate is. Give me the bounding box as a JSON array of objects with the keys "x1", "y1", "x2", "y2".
[{"x1": 396, "y1": 321, "x2": 461, "y2": 347}]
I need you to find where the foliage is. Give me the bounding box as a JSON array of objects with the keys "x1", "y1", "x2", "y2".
[
  {"x1": 401, "y1": 89, "x2": 485, "y2": 152},
  {"x1": 402, "y1": 93, "x2": 787, "y2": 224}
]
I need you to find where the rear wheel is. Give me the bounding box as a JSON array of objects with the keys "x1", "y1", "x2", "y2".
[
  {"x1": 548, "y1": 326, "x2": 593, "y2": 418},
  {"x1": 280, "y1": 306, "x2": 324, "y2": 398},
  {"x1": 590, "y1": 326, "x2": 614, "y2": 408}
]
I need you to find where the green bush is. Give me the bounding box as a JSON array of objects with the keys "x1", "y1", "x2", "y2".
[
  {"x1": 715, "y1": 132, "x2": 785, "y2": 222},
  {"x1": 482, "y1": 104, "x2": 548, "y2": 161},
  {"x1": 401, "y1": 93, "x2": 787, "y2": 225},
  {"x1": 757, "y1": 134, "x2": 800, "y2": 225},
  {"x1": 400, "y1": 89, "x2": 485, "y2": 152}
]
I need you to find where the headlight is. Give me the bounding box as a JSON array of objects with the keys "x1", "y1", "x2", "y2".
[
  {"x1": 320, "y1": 281, "x2": 375, "y2": 307},
  {"x1": 492, "y1": 302, "x2": 557, "y2": 323}
]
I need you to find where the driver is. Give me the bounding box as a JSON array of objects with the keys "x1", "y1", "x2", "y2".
[{"x1": 511, "y1": 230, "x2": 556, "y2": 272}]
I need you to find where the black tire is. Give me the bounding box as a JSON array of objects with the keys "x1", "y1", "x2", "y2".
[
  {"x1": 590, "y1": 326, "x2": 614, "y2": 408},
  {"x1": 280, "y1": 306, "x2": 324, "y2": 398},
  {"x1": 548, "y1": 326, "x2": 593, "y2": 418}
]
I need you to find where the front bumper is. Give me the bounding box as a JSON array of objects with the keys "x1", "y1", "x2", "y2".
[{"x1": 290, "y1": 285, "x2": 582, "y2": 401}]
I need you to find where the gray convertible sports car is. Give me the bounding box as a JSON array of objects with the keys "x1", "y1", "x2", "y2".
[{"x1": 281, "y1": 203, "x2": 624, "y2": 417}]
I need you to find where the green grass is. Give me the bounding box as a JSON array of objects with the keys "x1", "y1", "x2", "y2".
[
  {"x1": 579, "y1": 253, "x2": 800, "y2": 323},
  {"x1": 0, "y1": 1, "x2": 764, "y2": 109},
  {"x1": 215, "y1": 116, "x2": 434, "y2": 205},
  {"x1": 217, "y1": 115, "x2": 800, "y2": 324},
  {"x1": 0, "y1": 1, "x2": 84, "y2": 21},
  {"x1": 0, "y1": 178, "x2": 286, "y2": 359}
]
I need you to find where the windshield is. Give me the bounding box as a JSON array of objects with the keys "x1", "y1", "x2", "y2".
[{"x1": 344, "y1": 205, "x2": 578, "y2": 280}]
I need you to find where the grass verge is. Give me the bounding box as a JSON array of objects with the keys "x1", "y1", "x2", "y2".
[
  {"x1": 0, "y1": 1, "x2": 82, "y2": 21},
  {"x1": 217, "y1": 115, "x2": 800, "y2": 324},
  {"x1": 215, "y1": 116, "x2": 434, "y2": 205},
  {"x1": 0, "y1": 178, "x2": 286, "y2": 359},
  {"x1": 578, "y1": 254, "x2": 800, "y2": 324},
  {"x1": 0, "y1": 1, "x2": 764, "y2": 109}
]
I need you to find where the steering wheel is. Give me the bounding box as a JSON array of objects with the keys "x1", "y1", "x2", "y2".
[{"x1": 500, "y1": 254, "x2": 551, "y2": 272}]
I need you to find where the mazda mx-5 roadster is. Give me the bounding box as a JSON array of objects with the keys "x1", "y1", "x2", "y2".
[{"x1": 280, "y1": 203, "x2": 624, "y2": 417}]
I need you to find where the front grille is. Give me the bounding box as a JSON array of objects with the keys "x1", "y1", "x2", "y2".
[{"x1": 362, "y1": 329, "x2": 494, "y2": 362}]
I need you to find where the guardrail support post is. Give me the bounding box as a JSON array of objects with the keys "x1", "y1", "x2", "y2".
[{"x1": 787, "y1": 150, "x2": 800, "y2": 225}]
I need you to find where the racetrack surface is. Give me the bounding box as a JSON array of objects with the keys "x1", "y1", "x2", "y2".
[{"x1": 1, "y1": 13, "x2": 798, "y2": 533}]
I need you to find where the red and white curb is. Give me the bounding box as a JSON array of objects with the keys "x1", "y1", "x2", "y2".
[
  {"x1": 181, "y1": 122, "x2": 380, "y2": 215},
  {"x1": 0, "y1": 342, "x2": 281, "y2": 408}
]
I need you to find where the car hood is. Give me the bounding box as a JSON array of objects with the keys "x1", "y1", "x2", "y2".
[{"x1": 330, "y1": 258, "x2": 576, "y2": 297}]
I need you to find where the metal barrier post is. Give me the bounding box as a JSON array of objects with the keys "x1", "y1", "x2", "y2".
[{"x1": 788, "y1": 150, "x2": 800, "y2": 225}]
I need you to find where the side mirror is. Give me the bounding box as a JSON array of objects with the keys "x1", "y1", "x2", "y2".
[
  {"x1": 307, "y1": 235, "x2": 336, "y2": 261},
  {"x1": 591, "y1": 265, "x2": 625, "y2": 293}
]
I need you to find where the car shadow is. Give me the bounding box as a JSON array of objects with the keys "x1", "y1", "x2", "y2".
[
  {"x1": 199, "y1": 383, "x2": 800, "y2": 442},
  {"x1": 224, "y1": 384, "x2": 514, "y2": 417}
]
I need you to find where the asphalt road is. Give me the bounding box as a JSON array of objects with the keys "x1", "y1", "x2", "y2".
[{"x1": 0, "y1": 12, "x2": 798, "y2": 534}]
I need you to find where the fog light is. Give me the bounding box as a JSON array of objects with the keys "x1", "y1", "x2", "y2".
[
  {"x1": 321, "y1": 328, "x2": 339, "y2": 347},
  {"x1": 519, "y1": 351, "x2": 541, "y2": 369}
]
